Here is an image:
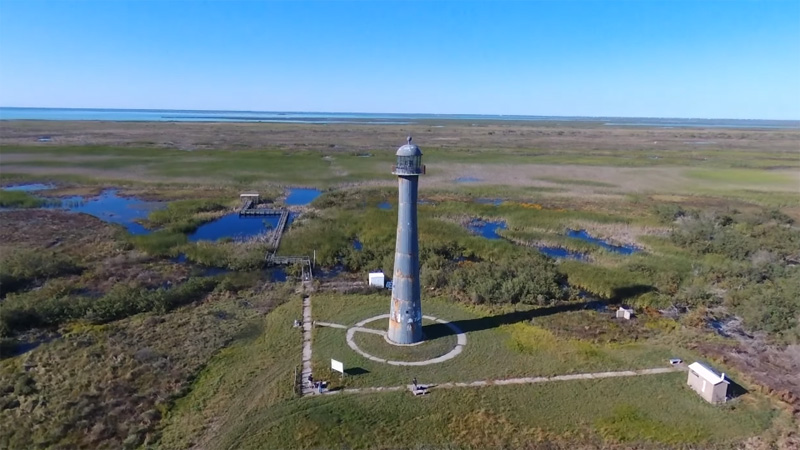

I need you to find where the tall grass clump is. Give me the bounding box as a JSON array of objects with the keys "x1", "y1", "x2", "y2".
[
  {"x1": 0, "y1": 277, "x2": 219, "y2": 336},
  {"x1": 128, "y1": 230, "x2": 187, "y2": 256},
  {"x1": 180, "y1": 241, "x2": 266, "y2": 270},
  {"x1": 0, "y1": 191, "x2": 47, "y2": 208}
]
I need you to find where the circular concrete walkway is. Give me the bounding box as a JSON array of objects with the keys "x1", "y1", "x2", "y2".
[{"x1": 345, "y1": 314, "x2": 467, "y2": 366}]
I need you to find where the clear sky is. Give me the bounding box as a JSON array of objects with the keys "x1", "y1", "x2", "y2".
[{"x1": 0, "y1": 0, "x2": 798, "y2": 119}]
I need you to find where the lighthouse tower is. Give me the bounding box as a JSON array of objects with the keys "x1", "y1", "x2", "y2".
[{"x1": 387, "y1": 137, "x2": 426, "y2": 344}]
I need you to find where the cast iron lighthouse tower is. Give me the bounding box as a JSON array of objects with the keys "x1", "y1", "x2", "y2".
[{"x1": 387, "y1": 137, "x2": 425, "y2": 344}]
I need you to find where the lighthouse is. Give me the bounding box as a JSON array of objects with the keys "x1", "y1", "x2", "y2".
[{"x1": 387, "y1": 137, "x2": 425, "y2": 344}]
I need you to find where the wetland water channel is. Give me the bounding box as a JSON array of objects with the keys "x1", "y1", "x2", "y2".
[{"x1": 466, "y1": 219, "x2": 640, "y2": 260}]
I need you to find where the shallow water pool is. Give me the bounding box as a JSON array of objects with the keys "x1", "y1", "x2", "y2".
[
  {"x1": 467, "y1": 219, "x2": 507, "y2": 239},
  {"x1": 189, "y1": 213, "x2": 284, "y2": 242},
  {"x1": 286, "y1": 188, "x2": 322, "y2": 206}
]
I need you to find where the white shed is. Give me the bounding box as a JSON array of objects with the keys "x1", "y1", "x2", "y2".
[
  {"x1": 687, "y1": 362, "x2": 729, "y2": 404},
  {"x1": 616, "y1": 307, "x2": 634, "y2": 320},
  {"x1": 368, "y1": 272, "x2": 385, "y2": 288}
]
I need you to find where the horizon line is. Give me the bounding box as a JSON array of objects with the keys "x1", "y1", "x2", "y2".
[{"x1": 1, "y1": 106, "x2": 798, "y2": 123}]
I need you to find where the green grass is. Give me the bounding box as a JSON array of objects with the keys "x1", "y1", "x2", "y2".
[
  {"x1": 686, "y1": 168, "x2": 797, "y2": 187},
  {"x1": 158, "y1": 295, "x2": 302, "y2": 449},
  {"x1": 308, "y1": 293, "x2": 685, "y2": 392},
  {"x1": 0, "y1": 191, "x2": 47, "y2": 208},
  {"x1": 537, "y1": 176, "x2": 618, "y2": 188},
  {"x1": 159, "y1": 291, "x2": 782, "y2": 449},
  {"x1": 208, "y1": 374, "x2": 778, "y2": 449}
]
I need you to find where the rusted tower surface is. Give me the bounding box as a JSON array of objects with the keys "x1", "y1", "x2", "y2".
[{"x1": 387, "y1": 137, "x2": 426, "y2": 344}]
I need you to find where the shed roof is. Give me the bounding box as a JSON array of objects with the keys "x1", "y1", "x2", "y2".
[{"x1": 688, "y1": 362, "x2": 727, "y2": 385}]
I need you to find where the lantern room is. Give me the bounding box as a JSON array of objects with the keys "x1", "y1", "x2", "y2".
[{"x1": 392, "y1": 137, "x2": 425, "y2": 176}]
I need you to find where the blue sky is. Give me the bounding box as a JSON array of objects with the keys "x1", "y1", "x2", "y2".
[{"x1": 0, "y1": 1, "x2": 798, "y2": 119}]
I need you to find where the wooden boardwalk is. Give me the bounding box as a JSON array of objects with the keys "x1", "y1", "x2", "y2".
[
  {"x1": 254, "y1": 209, "x2": 290, "y2": 250},
  {"x1": 238, "y1": 196, "x2": 311, "y2": 279},
  {"x1": 240, "y1": 207, "x2": 285, "y2": 217}
]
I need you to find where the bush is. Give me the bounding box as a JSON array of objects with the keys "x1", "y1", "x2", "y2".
[
  {"x1": 447, "y1": 254, "x2": 564, "y2": 305},
  {"x1": 728, "y1": 274, "x2": 800, "y2": 338}
]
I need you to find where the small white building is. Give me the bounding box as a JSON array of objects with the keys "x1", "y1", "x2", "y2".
[
  {"x1": 687, "y1": 362, "x2": 729, "y2": 404},
  {"x1": 616, "y1": 306, "x2": 634, "y2": 320},
  {"x1": 368, "y1": 272, "x2": 385, "y2": 288}
]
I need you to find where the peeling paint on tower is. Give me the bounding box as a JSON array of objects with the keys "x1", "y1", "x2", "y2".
[{"x1": 387, "y1": 137, "x2": 425, "y2": 344}]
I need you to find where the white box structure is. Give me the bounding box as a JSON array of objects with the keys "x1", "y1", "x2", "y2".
[
  {"x1": 368, "y1": 272, "x2": 385, "y2": 288},
  {"x1": 687, "y1": 361, "x2": 729, "y2": 403},
  {"x1": 616, "y1": 307, "x2": 634, "y2": 320},
  {"x1": 331, "y1": 359, "x2": 344, "y2": 374}
]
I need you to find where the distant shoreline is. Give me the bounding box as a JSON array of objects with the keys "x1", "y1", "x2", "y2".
[{"x1": 1, "y1": 107, "x2": 798, "y2": 130}]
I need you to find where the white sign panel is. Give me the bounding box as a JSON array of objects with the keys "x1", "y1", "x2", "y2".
[{"x1": 331, "y1": 359, "x2": 344, "y2": 374}]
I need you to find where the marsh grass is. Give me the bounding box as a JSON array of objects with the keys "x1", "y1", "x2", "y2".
[
  {"x1": 180, "y1": 240, "x2": 267, "y2": 270},
  {"x1": 128, "y1": 230, "x2": 187, "y2": 256},
  {"x1": 146, "y1": 198, "x2": 231, "y2": 233},
  {"x1": 0, "y1": 250, "x2": 81, "y2": 297},
  {"x1": 0, "y1": 276, "x2": 219, "y2": 336},
  {"x1": 0, "y1": 191, "x2": 47, "y2": 208},
  {"x1": 0, "y1": 285, "x2": 294, "y2": 449}
]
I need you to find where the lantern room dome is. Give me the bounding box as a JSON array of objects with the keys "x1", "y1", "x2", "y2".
[{"x1": 396, "y1": 136, "x2": 422, "y2": 156}]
